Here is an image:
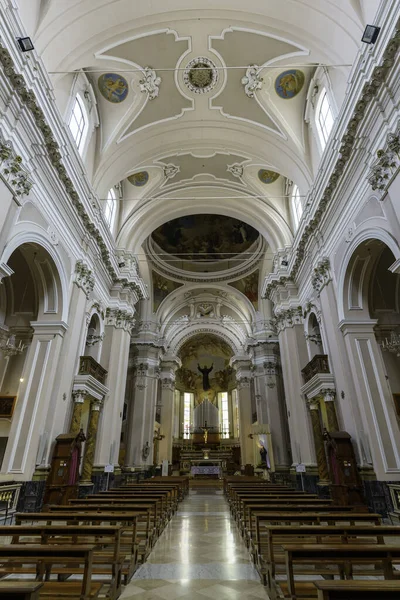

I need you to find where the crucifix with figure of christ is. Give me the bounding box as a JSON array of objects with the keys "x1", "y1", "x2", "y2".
[{"x1": 201, "y1": 421, "x2": 212, "y2": 444}]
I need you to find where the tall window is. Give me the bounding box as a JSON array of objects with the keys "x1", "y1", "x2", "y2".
[
  {"x1": 291, "y1": 185, "x2": 303, "y2": 230},
  {"x1": 316, "y1": 89, "x2": 334, "y2": 149},
  {"x1": 219, "y1": 392, "x2": 230, "y2": 438},
  {"x1": 183, "y1": 392, "x2": 192, "y2": 438},
  {"x1": 104, "y1": 188, "x2": 117, "y2": 228},
  {"x1": 68, "y1": 95, "x2": 88, "y2": 154}
]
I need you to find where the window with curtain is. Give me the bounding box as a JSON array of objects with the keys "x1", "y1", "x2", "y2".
[
  {"x1": 183, "y1": 392, "x2": 192, "y2": 438},
  {"x1": 68, "y1": 95, "x2": 88, "y2": 154},
  {"x1": 219, "y1": 392, "x2": 230, "y2": 438},
  {"x1": 316, "y1": 89, "x2": 334, "y2": 149},
  {"x1": 104, "y1": 188, "x2": 117, "y2": 228},
  {"x1": 291, "y1": 184, "x2": 303, "y2": 230}
]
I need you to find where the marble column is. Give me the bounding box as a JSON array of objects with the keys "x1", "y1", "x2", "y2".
[
  {"x1": 308, "y1": 401, "x2": 330, "y2": 484},
  {"x1": 278, "y1": 320, "x2": 316, "y2": 468},
  {"x1": 340, "y1": 319, "x2": 400, "y2": 480},
  {"x1": 124, "y1": 347, "x2": 160, "y2": 468},
  {"x1": 81, "y1": 400, "x2": 101, "y2": 483},
  {"x1": 70, "y1": 390, "x2": 86, "y2": 435},
  {"x1": 231, "y1": 358, "x2": 254, "y2": 467},
  {"x1": 158, "y1": 356, "x2": 181, "y2": 464},
  {"x1": 96, "y1": 310, "x2": 132, "y2": 471},
  {"x1": 323, "y1": 389, "x2": 339, "y2": 432}
]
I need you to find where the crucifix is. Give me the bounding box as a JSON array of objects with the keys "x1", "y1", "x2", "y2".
[{"x1": 201, "y1": 421, "x2": 212, "y2": 444}]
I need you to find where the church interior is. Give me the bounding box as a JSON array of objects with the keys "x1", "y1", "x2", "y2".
[{"x1": 1, "y1": 1, "x2": 400, "y2": 598}]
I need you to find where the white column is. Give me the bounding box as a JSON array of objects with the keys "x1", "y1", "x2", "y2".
[
  {"x1": 95, "y1": 310, "x2": 132, "y2": 470},
  {"x1": 340, "y1": 319, "x2": 400, "y2": 481},
  {"x1": 158, "y1": 356, "x2": 181, "y2": 464},
  {"x1": 2, "y1": 321, "x2": 67, "y2": 478},
  {"x1": 278, "y1": 320, "x2": 316, "y2": 467},
  {"x1": 231, "y1": 358, "x2": 254, "y2": 467},
  {"x1": 124, "y1": 348, "x2": 160, "y2": 468}
]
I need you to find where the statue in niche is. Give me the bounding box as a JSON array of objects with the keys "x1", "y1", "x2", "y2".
[{"x1": 197, "y1": 363, "x2": 213, "y2": 391}]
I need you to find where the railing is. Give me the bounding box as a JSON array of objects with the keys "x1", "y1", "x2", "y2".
[
  {"x1": 79, "y1": 356, "x2": 107, "y2": 385},
  {"x1": 0, "y1": 481, "x2": 22, "y2": 522},
  {"x1": 301, "y1": 354, "x2": 330, "y2": 384}
]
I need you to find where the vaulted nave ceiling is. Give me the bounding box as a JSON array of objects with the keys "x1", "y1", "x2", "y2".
[{"x1": 18, "y1": 0, "x2": 370, "y2": 254}]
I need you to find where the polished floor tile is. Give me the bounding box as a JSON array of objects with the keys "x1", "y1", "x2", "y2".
[{"x1": 120, "y1": 491, "x2": 270, "y2": 599}]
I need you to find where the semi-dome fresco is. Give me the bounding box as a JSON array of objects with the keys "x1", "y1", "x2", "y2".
[{"x1": 151, "y1": 215, "x2": 259, "y2": 262}]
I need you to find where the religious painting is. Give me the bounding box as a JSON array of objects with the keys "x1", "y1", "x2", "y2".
[
  {"x1": 151, "y1": 215, "x2": 259, "y2": 262},
  {"x1": 229, "y1": 270, "x2": 259, "y2": 310},
  {"x1": 258, "y1": 169, "x2": 280, "y2": 184},
  {"x1": 98, "y1": 73, "x2": 129, "y2": 103},
  {"x1": 275, "y1": 69, "x2": 305, "y2": 99},
  {"x1": 176, "y1": 333, "x2": 234, "y2": 406},
  {"x1": 128, "y1": 171, "x2": 149, "y2": 186},
  {"x1": 152, "y1": 271, "x2": 182, "y2": 312}
]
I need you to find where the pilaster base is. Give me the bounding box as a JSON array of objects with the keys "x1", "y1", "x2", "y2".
[
  {"x1": 78, "y1": 482, "x2": 94, "y2": 498},
  {"x1": 32, "y1": 466, "x2": 50, "y2": 481}
]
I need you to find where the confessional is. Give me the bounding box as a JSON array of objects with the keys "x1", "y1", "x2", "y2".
[
  {"x1": 324, "y1": 430, "x2": 366, "y2": 508},
  {"x1": 43, "y1": 430, "x2": 85, "y2": 507}
]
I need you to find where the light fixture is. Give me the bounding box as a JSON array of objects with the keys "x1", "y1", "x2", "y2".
[
  {"x1": 281, "y1": 260, "x2": 289, "y2": 267},
  {"x1": 19, "y1": 378, "x2": 24, "y2": 383},
  {"x1": 17, "y1": 37, "x2": 34, "y2": 52},
  {"x1": 380, "y1": 331, "x2": 400, "y2": 357},
  {"x1": 0, "y1": 335, "x2": 26, "y2": 357},
  {"x1": 361, "y1": 25, "x2": 380, "y2": 45}
]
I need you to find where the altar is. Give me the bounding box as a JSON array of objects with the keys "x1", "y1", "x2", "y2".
[{"x1": 191, "y1": 465, "x2": 221, "y2": 477}]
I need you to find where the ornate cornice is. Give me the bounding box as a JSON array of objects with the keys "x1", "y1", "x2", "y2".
[
  {"x1": 272, "y1": 306, "x2": 303, "y2": 334},
  {"x1": 106, "y1": 308, "x2": 135, "y2": 332},
  {"x1": 263, "y1": 21, "x2": 400, "y2": 298}
]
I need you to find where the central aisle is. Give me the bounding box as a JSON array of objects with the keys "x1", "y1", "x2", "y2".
[{"x1": 121, "y1": 489, "x2": 270, "y2": 599}]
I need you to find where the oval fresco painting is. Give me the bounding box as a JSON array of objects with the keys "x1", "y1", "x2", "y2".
[
  {"x1": 128, "y1": 171, "x2": 149, "y2": 186},
  {"x1": 275, "y1": 69, "x2": 305, "y2": 99},
  {"x1": 258, "y1": 169, "x2": 280, "y2": 184},
  {"x1": 98, "y1": 73, "x2": 129, "y2": 103}
]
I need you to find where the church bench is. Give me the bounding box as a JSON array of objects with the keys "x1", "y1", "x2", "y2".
[
  {"x1": 280, "y1": 544, "x2": 400, "y2": 600},
  {"x1": 146, "y1": 476, "x2": 189, "y2": 498},
  {"x1": 235, "y1": 496, "x2": 326, "y2": 525},
  {"x1": 313, "y1": 581, "x2": 400, "y2": 599},
  {"x1": 229, "y1": 491, "x2": 317, "y2": 516},
  {"x1": 0, "y1": 582, "x2": 43, "y2": 600},
  {"x1": 0, "y1": 544, "x2": 101, "y2": 600},
  {"x1": 91, "y1": 489, "x2": 177, "y2": 518},
  {"x1": 0, "y1": 524, "x2": 138, "y2": 595},
  {"x1": 253, "y1": 524, "x2": 400, "y2": 589}
]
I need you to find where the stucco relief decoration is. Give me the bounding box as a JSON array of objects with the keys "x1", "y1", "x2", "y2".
[
  {"x1": 275, "y1": 69, "x2": 305, "y2": 99},
  {"x1": 134, "y1": 362, "x2": 149, "y2": 390},
  {"x1": 258, "y1": 169, "x2": 280, "y2": 184},
  {"x1": 163, "y1": 164, "x2": 180, "y2": 180},
  {"x1": 368, "y1": 126, "x2": 400, "y2": 192},
  {"x1": 237, "y1": 376, "x2": 251, "y2": 389},
  {"x1": 75, "y1": 260, "x2": 95, "y2": 297},
  {"x1": 139, "y1": 67, "x2": 161, "y2": 100},
  {"x1": 183, "y1": 57, "x2": 218, "y2": 94},
  {"x1": 241, "y1": 65, "x2": 263, "y2": 98},
  {"x1": 311, "y1": 258, "x2": 331, "y2": 295},
  {"x1": 0, "y1": 138, "x2": 32, "y2": 197},
  {"x1": 227, "y1": 163, "x2": 244, "y2": 178},
  {"x1": 272, "y1": 306, "x2": 303, "y2": 333},
  {"x1": 128, "y1": 171, "x2": 149, "y2": 186},
  {"x1": 196, "y1": 303, "x2": 215, "y2": 318},
  {"x1": 106, "y1": 308, "x2": 135, "y2": 332},
  {"x1": 98, "y1": 73, "x2": 129, "y2": 103}
]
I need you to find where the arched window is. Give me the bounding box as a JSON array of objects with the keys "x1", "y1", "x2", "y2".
[
  {"x1": 316, "y1": 88, "x2": 334, "y2": 149},
  {"x1": 68, "y1": 95, "x2": 88, "y2": 154},
  {"x1": 291, "y1": 185, "x2": 303, "y2": 230},
  {"x1": 103, "y1": 188, "x2": 117, "y2": 228}
]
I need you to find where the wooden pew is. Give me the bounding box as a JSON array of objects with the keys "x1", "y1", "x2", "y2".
[
  {"x1": 0, "y1": 524, "x2": 136, "y2": 595},
  {"x1": 281, "y1": 544, "x2": 400, "y2": 600},
  {"x1": 253, "y1": 524, "x2": 400, "y2": 589},
  {"x1": 0, "y1": 582, "x2": 43, "y2": 600},
  {"x1": 0, "y1": 545, "x2": 101, "y2": 600},
  {"x1": 313, "y1": 581, "x2": 400, "y2": 599}
]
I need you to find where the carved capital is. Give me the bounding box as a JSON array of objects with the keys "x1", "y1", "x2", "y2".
[
  {"x1": 74, "y1": 260, "x2": 95, "y2": 297},
  {"x1": 106, "y1": 308, "x2": 135, "y2": 332},
  {"x1": 72, "y1": 390, "x2": 86, "y2": 404}
]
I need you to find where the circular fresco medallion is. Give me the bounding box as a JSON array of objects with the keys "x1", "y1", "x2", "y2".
[
  {"x1": 183, "y1": 57, "x2": 218, "y2": 94},
  {"x1": 128, "y1": 171, "x2": 149, "y2": 186},
  {"x1": 258, "y1": 169, "x2": 280, "y2": 184},
  {"x1": 98, "y1": 73, "x2": 129, "y2": 103},
  {"x1": 275, "y1": 69, "x2": 305, "y2": 99}
]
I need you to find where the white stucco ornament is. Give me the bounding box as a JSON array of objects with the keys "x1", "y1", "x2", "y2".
[
  {"x1": 139, "y1": 67, "x2": 161, "y2": 100},
  {"x1": 241, "y1": 65, "x2": 263, "y2": 98},
  {"x1": 227, "y1": 163, "x2": 244, "y2": 178},
  {"x1": 163, "y1": 164, "x2": 180, "y2": 179}
]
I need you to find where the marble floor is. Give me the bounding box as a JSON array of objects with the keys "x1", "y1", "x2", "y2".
[{"x1": 120, "y1": 489, "x2": 270, "y2": 600}]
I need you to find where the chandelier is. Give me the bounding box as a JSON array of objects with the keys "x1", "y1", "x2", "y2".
[
  {"x1": 380, "y1": 331, "x2": 400, "y2": 357},
  {"x1": 0, "y1": 334, "x2": 26, "y2": 357}
]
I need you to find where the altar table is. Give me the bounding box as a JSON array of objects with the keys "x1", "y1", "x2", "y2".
[{"x1": 191, "y1": 466, "x2": 221, "y2": 476}]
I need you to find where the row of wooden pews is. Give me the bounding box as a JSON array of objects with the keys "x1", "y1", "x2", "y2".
[
  {"x1": 0, "y1": 475, "x2": 188, "y2": 600},
  {"x1": 224, "y1": 476, "x2": 400, "y2": 600}
]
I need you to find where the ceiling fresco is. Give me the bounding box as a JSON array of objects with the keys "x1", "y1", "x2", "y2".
[
  {"x1": 177, "y1": 333, "x2": 234, "y2": 405},
  {"x1": 152, "y1": 271, "x2": 183, "y2": 312},
  {"x1": 229, "y1": 270, "x2": 259, "y2": 310},
  {"x1": 98, "y1": 73, "x2": 129, "y2": 103},
  {"x1": 151, "y1": 215, "x2": 259, "y2": 262}
]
